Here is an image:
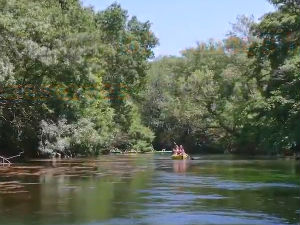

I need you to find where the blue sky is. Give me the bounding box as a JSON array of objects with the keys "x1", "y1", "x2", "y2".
[{"x1": 82, "y1": 0, "x2": 275, "y2": 57}]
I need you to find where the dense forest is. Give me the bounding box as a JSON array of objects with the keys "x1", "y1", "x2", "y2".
[{"x1": 0, "y1": 0, "x2": 299, "y2": 157}]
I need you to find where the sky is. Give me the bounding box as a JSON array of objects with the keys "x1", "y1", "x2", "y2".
[{"x1": 82, "y1": 0, "x2": 275, "y2": 57}]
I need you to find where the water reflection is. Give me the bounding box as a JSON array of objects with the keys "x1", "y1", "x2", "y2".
[
  {"x1": 172, "y1": 160, "x2": 188, "y2": 173},
  {"x1": 0, "y1": 154, "x2": 299, "y2": 225}
]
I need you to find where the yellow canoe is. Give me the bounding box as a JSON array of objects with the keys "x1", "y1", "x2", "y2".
[{"x1": 171, "y1": 154, "x2": 189, "y2": 160}]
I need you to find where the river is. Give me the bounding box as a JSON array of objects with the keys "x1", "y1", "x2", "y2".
[{"x1": 0, "y1": 154, "x2": 299, "y2": 225}]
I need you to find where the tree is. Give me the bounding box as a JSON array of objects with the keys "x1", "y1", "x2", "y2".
[
  {"x1": 0, "y1": 0, "x2": 157, "y2": 157},
  {"x1": 246, "y1": 0, "x2": 300, "y2": 153}
]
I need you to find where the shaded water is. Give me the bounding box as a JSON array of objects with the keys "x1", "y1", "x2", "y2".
[{"x1": 0, "y1": 154, "x2": 299, "y2": 225}]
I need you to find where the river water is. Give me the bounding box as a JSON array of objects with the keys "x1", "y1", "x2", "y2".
[{"x1": 0, "y1": 154, "x2": 299, "y2": 225}]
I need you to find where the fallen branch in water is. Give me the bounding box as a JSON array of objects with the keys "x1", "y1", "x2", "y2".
[
  {"x1": 0, "y1": 156, "x2": 11, "y2": 165},
  {"x1": 0, "y1": 151, "x2": 24, "y2": 166}
]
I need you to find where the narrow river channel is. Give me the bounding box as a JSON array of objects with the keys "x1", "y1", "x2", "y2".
[{"x1": 0, "y1": 154, "x2": 299, "y2": 225}]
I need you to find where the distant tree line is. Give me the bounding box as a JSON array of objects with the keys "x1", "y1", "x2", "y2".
[{"x1": 141, "y1": 0, "x2": 300, "y2": 154}]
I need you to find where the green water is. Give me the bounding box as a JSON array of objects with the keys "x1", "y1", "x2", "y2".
[{"x1": 0, "y1": 154, "x2": 299, "y2": 225}]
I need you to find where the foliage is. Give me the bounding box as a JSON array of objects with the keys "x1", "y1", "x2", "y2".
[
  {"x1": 0, "y1": 0, "x2": 156, "y2": 157},
  {"x1": 142, "y1": 2, "x2": 299, "y2": 154},
  {"x1": 0, "y1": 0, "x2": 298, "y2": 156}
]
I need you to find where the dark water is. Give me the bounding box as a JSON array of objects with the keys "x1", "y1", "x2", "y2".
[{"x1": 0, "y1": 154, "x2": 299, "y2": 225}]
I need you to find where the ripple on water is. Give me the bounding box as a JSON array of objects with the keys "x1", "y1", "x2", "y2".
[
  {"x1": 85, "y1": 210, "x2": 292, "y2": 225},
  {"x1": 139, "y1": 189, "x2": 227, "y2": 201},
  {"x1": 0, "y1": 156, "x2": 298, "y2": 225},
  {"x1": 154, "y1": 172, "x2": 300, "y2": 190}
]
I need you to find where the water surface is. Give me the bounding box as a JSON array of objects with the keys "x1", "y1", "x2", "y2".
[{"x1": 0, "y1": 154, "x2": 299, "y2": 225}]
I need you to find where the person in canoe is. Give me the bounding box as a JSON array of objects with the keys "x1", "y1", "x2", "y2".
[
  {"x1": 179, "y1": 145, "x2": 185, "y2": 155},
  {"x1": 173, "y1": 144, "x2": 179, "y2": 155},
  {"x1": 172, "y1": 143, "x2": 189, "y2": 159}
]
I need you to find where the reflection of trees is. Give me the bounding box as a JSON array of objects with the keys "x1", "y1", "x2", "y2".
[
  {"x1": 181, "y1": 160, "x2": 300, "y2": 225},
  {"x1": 186, "y1": 186, "x2": 299, "y2": 224},
  {"x1": 0, "y1": 156, "x2": 299, "y2": 224},
  {"x1": 0, "y1": 155, "x2": 155, "y2": 224},
  {"x1": 36, "y1": 155, "x2": 155, "y2": 223}
]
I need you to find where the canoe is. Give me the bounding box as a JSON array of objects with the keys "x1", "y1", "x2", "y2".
[{"x1": 171, "y1": 154, "x2": 189, "y2": 160}]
